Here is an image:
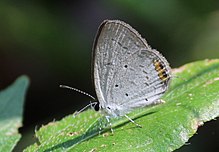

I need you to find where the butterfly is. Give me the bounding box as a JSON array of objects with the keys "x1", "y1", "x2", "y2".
[{"x1": 61, "y1": 20, "x2": 171, "y2": 130}]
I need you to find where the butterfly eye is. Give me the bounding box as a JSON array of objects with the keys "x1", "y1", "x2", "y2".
[
  {"x1": 94, "y1": 103, "x2": 100, "y2": 111},
  {"x1": 124, "y1": 65, "x2": 128, "y2": 68},
  {"x1": 115, "y1": 84, "x2": 119, "y2": 87}
]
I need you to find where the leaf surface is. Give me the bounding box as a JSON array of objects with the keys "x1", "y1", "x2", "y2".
[
  {"x1": 0, "y1": 76, "x2": 29, "y2": 152},
  {"x1": 25, "y1": 60, "x2": 219, "y2": 152}
]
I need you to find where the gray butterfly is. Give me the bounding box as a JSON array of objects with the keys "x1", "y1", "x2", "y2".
[
  {"x1": 61, "y1": 20, "x2": 171, "y2": 129},
  {"x1": 92, "y1": 20, "x2": 171, "y2": 124}
]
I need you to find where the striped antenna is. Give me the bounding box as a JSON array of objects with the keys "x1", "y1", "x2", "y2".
[{"x1": 59, "y1": 85, "x2": 96, "y2": 100}]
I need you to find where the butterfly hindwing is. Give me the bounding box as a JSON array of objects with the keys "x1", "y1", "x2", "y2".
[{"x1": 93, "y1": 20, "x2": 171, "y2": 116}]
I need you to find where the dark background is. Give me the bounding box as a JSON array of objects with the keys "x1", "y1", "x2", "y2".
[{"x1": 0, "y1": 0, "x2": 218, "y2": 151}]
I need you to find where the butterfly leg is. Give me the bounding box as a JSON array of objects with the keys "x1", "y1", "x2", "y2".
[
  {"x1": 124, "y1": 115, "x2": 142, "y2": 128},
  {"x1": 98, "y1": 118, "x2": 103, "y2": 135},
  {"x1": 153, "y1": 99, "x2": 166, "y2": 105},
  {"x1": 105, "y1": 116, "x2": 114, "y2": 134},
  {"x1": 73, "y1": 102, "x2": 97, "y2": 116}
]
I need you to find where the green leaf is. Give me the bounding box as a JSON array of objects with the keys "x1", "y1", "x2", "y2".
[
  {"x1": 24, "y1": 59, "x2": 219, "y2": 152},
  {"x1": 0, "y1": 76, "x2": 29, "y2": 152}
]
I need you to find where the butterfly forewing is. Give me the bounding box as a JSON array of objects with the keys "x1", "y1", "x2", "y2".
[{"x1": 93, "y1": 20, "x2": 171, "y2": 116}]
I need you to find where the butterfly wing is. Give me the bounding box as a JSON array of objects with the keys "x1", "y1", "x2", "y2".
[{"x1": 92, "y1": 20, "x2": 171, "y2": 116}]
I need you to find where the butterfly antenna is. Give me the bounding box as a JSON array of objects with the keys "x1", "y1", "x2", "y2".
[{"x1": 59, "y1": 85, "x2": 96, "y2": 100}]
